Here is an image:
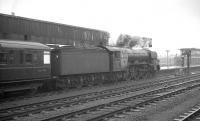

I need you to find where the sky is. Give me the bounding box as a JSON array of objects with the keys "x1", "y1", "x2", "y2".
[{"x1": 0, "y1": 0, "x2": 200, "y2": 55}]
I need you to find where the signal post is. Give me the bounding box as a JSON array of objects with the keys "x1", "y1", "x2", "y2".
[{"x1": 180, "y1": 48, "x2": 191, "y2": 75}]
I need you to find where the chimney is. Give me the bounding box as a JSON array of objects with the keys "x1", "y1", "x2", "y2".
[{"x1": 11, "y1": 12, "x2": 15, "y2": 16}]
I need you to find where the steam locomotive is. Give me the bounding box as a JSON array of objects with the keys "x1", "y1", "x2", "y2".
[{"x1": 0, "y1": 40, "x2": 160, "y2": 93}]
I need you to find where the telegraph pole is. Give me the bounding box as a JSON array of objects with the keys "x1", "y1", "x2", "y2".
[
  {"x1": 166, "y1": 50, "x2": 170, "y2": 69},
  {"x1": 186, "y1": 50, "x2": 191, "y2": 75}
]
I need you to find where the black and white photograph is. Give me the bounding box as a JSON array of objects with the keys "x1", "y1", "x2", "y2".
[{"x1": 1, "y1": 0, "x2": 200, "y2": 121}]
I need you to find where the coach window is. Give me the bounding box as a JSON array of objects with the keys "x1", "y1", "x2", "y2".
[
  {"x1": 9, "y1": 50, "x2": 14, "y2": 64},
  {"x1": 114, "y1": 51, "x2": 120, "y2": 58},
  {"x1": 25, "y1": 54, "x2": 33, "y2": 64},
  {"x1": 19, "y1": 51, "x2": 24, "y2": 64},
  {"x1": 33, "y1": 52, "x2": 38, "y2": 64},
  {"x1": 24, "y1": 35, "x2": 28, "y2": 40},
  {"x1": 2, "y1": 33, "x2": 8, "y2": 39},
  {"x1": 0, "y1": 52, "x2": 8, "y2": 65}
]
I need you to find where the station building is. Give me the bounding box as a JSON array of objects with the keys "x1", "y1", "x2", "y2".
[{"x1": 0, "y1": 13, "x2": 109, "y2": 47}]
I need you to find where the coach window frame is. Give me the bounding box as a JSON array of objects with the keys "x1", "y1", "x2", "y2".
[
  {"x1": 0, "y1": 51, "x2": 8, "y2": 65},
  {"x1": 8, "y1": 50, "x2": 15, "y2": 64},
  {"x1": 19, "y1": 50, "x2": 24, "y2": 64},
  {"x1": 32, "y1": 51, "x2": 39, "y2": 65},
  {"x1": 25, "y1": 53, "x2": 33, "y2": 64},
  {"x1": 114, "y1": 51, "x2": 121, "y2": 59}
]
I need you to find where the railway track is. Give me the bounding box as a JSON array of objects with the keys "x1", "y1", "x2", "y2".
[
  {"x1": 1, "y1": 68, "x2": 198, "y2": 103},
  {"x1": 0, "y1": 76, "x2": 170, "y2": 120},
  {"x1": 0, "y1": 66, "x2": 193, "y2": 102},
  {"x1": 0, "y1": 70, "x2": 194, "y2": 104},
  {"x1": 0, "y1": 72, "x2": 171, "y2": 103},
  {"x1": 174, "y1": 104, "x2": 200, "y2": 121},
  {"x1": 1, "y1": 74, "x2": 200, "y2": 121},
  {"x1": 43, "y1": 78, "x2": 200, "y2": 121}
]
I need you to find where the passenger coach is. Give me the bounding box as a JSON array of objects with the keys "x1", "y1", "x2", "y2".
[{"x1": 0, "y1": 40, "x2": 51, "y2": 92}]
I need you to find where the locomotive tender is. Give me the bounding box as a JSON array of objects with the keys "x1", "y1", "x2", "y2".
[{"x1": 0, "y1": 40, "x2": 160, "y2": 93}]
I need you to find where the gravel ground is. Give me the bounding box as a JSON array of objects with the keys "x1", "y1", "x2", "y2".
[{"x1": 113, "y1": 87, "x2": 200, "y2": 121}]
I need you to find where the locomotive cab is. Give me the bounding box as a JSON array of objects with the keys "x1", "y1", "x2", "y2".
[{"x1": 104, "y1": 46, "x2": 128, "y2": 72}]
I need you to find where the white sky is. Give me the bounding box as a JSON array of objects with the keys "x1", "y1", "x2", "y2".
[{"x1": 0, "y1": 0, "x2": 200, "y2": 55}]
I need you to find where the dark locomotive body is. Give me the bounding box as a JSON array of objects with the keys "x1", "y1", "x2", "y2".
[
  {"x1": 0, "y1": 40, "x2": 51, "y2": 92},
  {"x1": 51, "y1": 46, "x2": 129, "y2": 88},
  {"x1": 51, "y1": 46, "x2": 111, "y2": 87},
  {"x1": 51, "y1": 46, "x2": 160, "y2": 88}
]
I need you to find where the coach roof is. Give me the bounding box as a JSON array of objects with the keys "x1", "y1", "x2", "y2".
[{"x1": 0, "y1": 40, "x2": 50, "y2": 50}]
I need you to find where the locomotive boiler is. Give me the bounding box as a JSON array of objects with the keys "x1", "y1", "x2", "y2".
[{"x1": 126, "y1": 48, "x2": 160, "y2": 80}]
